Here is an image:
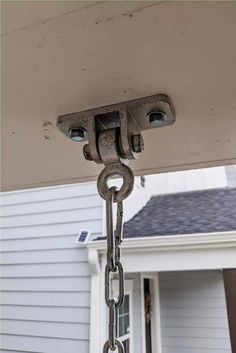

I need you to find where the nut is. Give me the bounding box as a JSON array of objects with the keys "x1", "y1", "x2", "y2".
[
  {"x1": 146, "y1": 110, "x2": 167, "y2": 126},
  {"x1": 83, "y1": 144, "x2": 93, "y2": 161},
  {"x1": 132, "y1": 134, "x2": 144, "y2": 153},
  {"x1": 69, "y1": 127, "x2": 87, "y2": 141}
]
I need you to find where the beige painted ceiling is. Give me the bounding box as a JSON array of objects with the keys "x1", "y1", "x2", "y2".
[{"x1": 1, "y1": 1, "x2": 236, "y2": 191}]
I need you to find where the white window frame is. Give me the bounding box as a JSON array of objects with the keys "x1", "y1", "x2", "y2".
[
  {"x1": 141, "y1": 273, "x2": 162, "y2": 353},
  {"x1": 112, "y1": 279, "x2": 134, "y2": 353}
]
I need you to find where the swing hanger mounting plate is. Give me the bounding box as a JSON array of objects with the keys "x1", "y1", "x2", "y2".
[
  {"x1": 57, "y1": 94, "x2": 175, "y2": 165},
  {"x1": 57, "y1": 94, "x2": 175, "y2": 140}
]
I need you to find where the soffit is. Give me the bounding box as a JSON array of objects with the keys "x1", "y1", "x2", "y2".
[{"x1": 2, "y1": 1, "x2": 236, "y2": 190}]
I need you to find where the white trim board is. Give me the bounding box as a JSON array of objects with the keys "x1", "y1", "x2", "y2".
[{"x1": 88, "y1": 231, "x2": 236, "y2": 272}]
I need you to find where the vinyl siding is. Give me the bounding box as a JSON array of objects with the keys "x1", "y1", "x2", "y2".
[
  {"x1": 159, "y1": 270, "x2": 231, "y2": 353},
  {"x1": 0, "y1": 182, "x2": 103, "y2": 353}
]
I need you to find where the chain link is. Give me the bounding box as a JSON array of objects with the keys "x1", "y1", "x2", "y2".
[{"x1": 103, "y1": 186, "x2": 125, "y2": 352}]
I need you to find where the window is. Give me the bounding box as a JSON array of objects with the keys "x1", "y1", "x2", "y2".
[
  {"x1": 118, "y1": 294, "x2": 131, "y2": 353},
  {"x1": 112, "y1": 280, "x2": 133, "y2": 353}
]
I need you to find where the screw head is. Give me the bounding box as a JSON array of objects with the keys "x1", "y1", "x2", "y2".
[
  {"x1": 146, "y1": 110, "x2": 167, "y2": 126},
  {"x1": 69, "y1": 127, "x2": 87, "y2": 141},
  {"x1": 132, "y1": 134, "x2": 144, "y2": 153}
]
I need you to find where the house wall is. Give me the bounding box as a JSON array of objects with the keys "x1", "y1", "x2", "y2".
[
  {"x1": 225, "y1": 165, "x2": 236, "y2": 187},
  {"x1": 159, "y1": 270, "x2": 231, "y2": 353},
  {"x1": 1, "y1": 171, "x2": 234, "y2": 353},
  {"x1": 0, "y1": 183, "x2": 103, "y2": 353}
]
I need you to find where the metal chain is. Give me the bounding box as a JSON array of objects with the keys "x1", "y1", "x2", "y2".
[{"x1": 103, "y1": 186, "x2": 125, "y2": 353}]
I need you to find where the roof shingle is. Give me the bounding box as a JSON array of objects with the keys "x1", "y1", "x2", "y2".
[{"x1": 123, "y1": 187, "x2": 236, "y2": 238}]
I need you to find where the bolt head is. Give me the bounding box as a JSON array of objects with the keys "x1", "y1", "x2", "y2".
[
  {"x1": 69, "y1": 127, "x2": 87, "y2": 142},
  {"x1": 132, "y1": 134, "x2": 144, "y2": 153},
  {"x1": 83, "y1": 144, "x2": 93, "y2": 161},
  {"x1": 146, "y1": 110, "x2": 167, "y2": 126}
]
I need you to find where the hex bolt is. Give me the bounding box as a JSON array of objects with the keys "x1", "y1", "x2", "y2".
[
  {"x1": 83, "y1": 144, "x2": 93, "y2": 161},
  {"x1": 131, "y1": 134, "x2": 144, "y2": 153},
  {"x1": 69, "y1": 127, "x2": 87, "y2": 142},
  {"x1": 146, "y1": 109, "x2": 167, "y2": 126}
]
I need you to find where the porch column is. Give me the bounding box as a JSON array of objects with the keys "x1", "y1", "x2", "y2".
[{"x1": 223, "y1": 269, "x2": 236, "y2": 353}]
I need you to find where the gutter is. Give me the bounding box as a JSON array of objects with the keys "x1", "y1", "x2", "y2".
[{"x1": 87, "y1": 230, "x2": 236, "y2": 253}]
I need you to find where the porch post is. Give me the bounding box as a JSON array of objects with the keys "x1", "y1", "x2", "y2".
[{"x1": 223, "y1": 269, "x2": 236, "y2": 353}]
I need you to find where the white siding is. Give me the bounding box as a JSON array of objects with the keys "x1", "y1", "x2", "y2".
[
  {"x1": 0, "y1": 182, "x2": 103, "y2": 353},
  {"x1": 225, "y1": 165, "x2": 236, "y2": 187},
  {"x1": 159, "y1": 270, "x2": 231, "y2": 353}
]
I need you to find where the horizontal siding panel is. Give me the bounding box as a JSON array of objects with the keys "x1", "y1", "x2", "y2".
[
  {"x1": 160, "y1": 286, "x2": 225, "y2": 298},
  {"x1": 0, "y1": 182, "x2": 102, "y2": 353},
  {"x1": 162, "y1": 337, "x2": 231, "y2": 350},
  {"x1": 162, "y1": 326, "x2": 230, "y2": 339},
  {"x1": 1, "y1": 320, "x2": 89, "y2": 340},
  {"x1": 1, "y1": 351, "x2": 37, "y2": 353},
  {"x1": 1, "y1": 262, "x2": 90, "y2": 277},
  {"x1": 1, "y1": 305, "x2": 90, "y2": 323},
  {"x1": 0, "y1": 182, "x2": 98, "y2": 205},
  {"x1": 1, "y1": 351, "x2": 44, "y2": 353},
  {"x1": 1, "y1": 248, "x2": 88, "y2": 264},
  {"x1": 162, "y1": 316, "x2": 230, "y2": 329},
  {"x1": 1, "y1": 334, "x2": 89, "y2": 353},
  {"x1": 160, "y1": 279, "x2": 224, "y2": 291},
  {"x1": 160, "y1": 271, "x2": 223, "y2": 281},
  {"x1": 160, "y1": 271, "x2": 231, "y2": 353},
  {"x1": 1, "y1": 292, "x2": 90, "y2": 307},
  {"x1": 1, "y1": 277, "x2": 91, "y2": 291},
  {"x1": 162, "y1": 348, "x2": 231, "y2": 353},
  {"x1": 161, "y1": 307, "x2": 228, "y2": 318},
  {"x1": 161, "y1": 297, "x2": 227, "y2": 308},
  {"x1": 1, "y1": 195, "x2": 100, "y2": 217},
  {"x1": 0, "y1": 234, "x2": 100, "y2": 252},
  {"x1": 1, "y1": 351, "x2": 42, "y2": 353},
  {"x1": 1, "y1": 207, "x2": 102, "y2": 228},
  {"x1": 1, "y1": 219, "x2": 102, "y2": 239}
]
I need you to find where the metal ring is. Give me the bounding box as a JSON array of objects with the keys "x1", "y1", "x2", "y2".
[
  {"x1": 105, "y1": 260, "x2": 124, "y2": 308},
  {"x1": 97, "y1": 163, "x2": 134, "y2": 202},
  {"x1": 103, "y1": 339, "x2": 125, "y2": 353}
]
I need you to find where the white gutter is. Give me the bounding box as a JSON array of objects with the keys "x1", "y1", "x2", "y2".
[{"x1": 87, "y1": 230, "x2": 236, "y2": 253}]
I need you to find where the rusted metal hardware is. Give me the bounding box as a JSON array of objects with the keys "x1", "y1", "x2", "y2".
[
  {"x1": 104, "y1": 187, "x2": 125, "y2": 353},
  {"x1": 103, "y1": 339, "x2": 125, "y2": 353},
  {"x1": 57, "y1": 94, "x2": 175, "y2": 152},
  {"x1": 57, "y1": 95, "x2": 175, "y2": 352},
  {"x1": 57, "y1": 94, "x2": 175, "y2": 201}
]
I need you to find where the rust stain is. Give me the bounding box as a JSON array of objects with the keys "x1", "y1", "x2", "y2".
[
  {"x1": 95, "y1": 2, "x2": 165, "y2": 25},
  {"x1": 42, "y1": 120, "x2": 52, "y2": 127}
]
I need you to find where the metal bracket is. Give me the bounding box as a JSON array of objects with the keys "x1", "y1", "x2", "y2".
[{"x1": 57, "y1": 94, "x2": 175, "y2": 165}]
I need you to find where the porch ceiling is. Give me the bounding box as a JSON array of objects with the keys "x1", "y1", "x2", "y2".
[{"x1": 2, "y1": 1, "x2": 236, "y2": 191}]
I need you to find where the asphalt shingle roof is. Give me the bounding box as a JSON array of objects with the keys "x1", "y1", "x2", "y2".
[{"x1": 123, "y1": 187, "x2": 236, "y2": 238}]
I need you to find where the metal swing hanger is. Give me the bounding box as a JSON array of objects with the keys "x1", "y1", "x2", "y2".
[
  {"x1": 57, "y1": 94, "x2": 175, "y2": 200},
  {"x1": 57, "y1": 94, "x2": 175, "y2": 352}
]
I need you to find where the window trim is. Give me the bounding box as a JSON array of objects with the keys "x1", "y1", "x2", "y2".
[
  {"x1": 112, "y1": 279, "x2": 134, "y2": 353},
  {"x1": 141, "y1": 273, "x2": 162, "y2": 353}
]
